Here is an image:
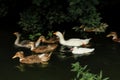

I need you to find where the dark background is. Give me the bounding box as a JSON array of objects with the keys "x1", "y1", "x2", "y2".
[
  {"x1": 1, "y1": 0, "x2": 120, "y2": 32},
  {"x1": 99, "y1": 0, "x2": 120, "y2": 32}
]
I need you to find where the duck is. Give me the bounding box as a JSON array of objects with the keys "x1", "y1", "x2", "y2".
[
  {"x1": 12, "y1": 51, "x2": 52, "y2": 64},
  {"x1": 38, "y1": 52, "x2": 53, "y2": 63},
  {"x1": 28, "y1": 42, "x2": 58, "y2": 53},
  {"x1": 70, "y1": 47, "x2": 95, "y2": 55},
  {"x1": 53, "y1": 31, "x2": 91, "y2": 47},
  {"x1": 106, "y1": 32, "x2": 120, "y2": 43},
  {"x1": 40, "y1": 35, "x2": 59, "y2": 44},
  {"x1": 13, "y1": 32, "x2": 42, "y2": 48}
]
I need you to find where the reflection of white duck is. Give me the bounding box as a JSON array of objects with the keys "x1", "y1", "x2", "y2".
[
  {"x1": 53, "y1": 31, "x2": 91, "y2": 47},
  {"x1": 13, "y1": 32, "x2": 41, "y2": 48},
  {"x1": 71, "y1": 47, "x2": 95, "y2": 55}
]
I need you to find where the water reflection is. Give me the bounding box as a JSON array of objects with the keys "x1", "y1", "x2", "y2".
[{"x1": 15, "y1": 63, "x2": 49, "y2": 72}]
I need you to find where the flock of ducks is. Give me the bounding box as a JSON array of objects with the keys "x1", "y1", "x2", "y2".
[
  {"x1": 12, "y1": 31, "x2": 96, "y2": 65},
  {"x1": 12, "y1": 31, "x2": 120, "y2": 65}
]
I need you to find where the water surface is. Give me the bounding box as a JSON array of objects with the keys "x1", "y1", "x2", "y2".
[{"x1": 0, "y1": 30, "x2": 120, "y2": 80}]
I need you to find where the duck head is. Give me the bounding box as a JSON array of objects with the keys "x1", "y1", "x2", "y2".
[
  {"x1": 106, "y1": 32, "x2": 116, "y2": 37},
  {"x1": 13, "y1": 32, "x2": 21, "y2": 36},
  {"x1": 12, "y1": 51, "x2": 24, "y2": 59},
  {"x1": 53, "y1": 31, "x2": 62, "y2": 36},
  {"x1": 39, "y1": 35, "x2": 46, "y2": 42},
  {"x1": 106, "y1": 32, "x2": 118, "y2": 40}
]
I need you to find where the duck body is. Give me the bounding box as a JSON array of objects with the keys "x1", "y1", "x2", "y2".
[
  {"x1": 53, "y1": 31, "x2": 91, "y2": 47},
  {"x1": 40, "y1": 35, "x2": 59, "y2": 44},
  {"x1": 38, "y1": 52, "x2": 52, "y2": 62},
  {"x1": 12, "y1": 51, "x2": 52, "y2": 64},
  {"x1": 13, "y1": 32, "x2": 31, "y2": 48},
  {"x1": 28, "y1": 42, "x2": 58, "y2": 53},
  {"x1": 71, "y1": 47, "x2": 95, "y2": 55},
  {"x1": 106, "y1": 32, "x2": 120, "y2": 43},
  {"x1": 13, "y1": 32, "x2": 42, "y2": 48}
]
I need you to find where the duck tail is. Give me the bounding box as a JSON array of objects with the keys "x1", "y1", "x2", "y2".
[
  {"x1": 88, "y1": 38, "x2": 92, "y2": 40},
  {"x1": 91, "y1": 48, "x2": 95, "y2": 52},
  {"x1": 48, "y1": 52, "x2": 53, "y2": 57}
]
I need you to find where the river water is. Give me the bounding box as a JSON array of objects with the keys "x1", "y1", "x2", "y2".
[{"x1": 0, "y1": 30, "x2": 120, "y2": 80}]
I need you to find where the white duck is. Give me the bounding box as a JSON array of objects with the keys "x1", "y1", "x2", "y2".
[
  {"x1": 71, "y1": 47, "x2": 95, "y2": 55},
  {"x1": 53, "y1": 31, "x2": 91, "y2": 47},
  {"x1": 13, "y1": 32, "x2": 42, "y2": 48}
]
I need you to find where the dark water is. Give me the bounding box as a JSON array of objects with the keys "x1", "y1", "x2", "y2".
[{"x1": 0, "y1": 30, "x2": 120, "y2": 80}]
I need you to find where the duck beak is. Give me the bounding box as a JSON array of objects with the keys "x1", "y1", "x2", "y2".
[{"x1": 12, "y1": 56, "x2": 17, "y2": 59}]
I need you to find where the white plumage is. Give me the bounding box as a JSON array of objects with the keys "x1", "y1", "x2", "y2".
[
  {"x1": 71, "y1": 47, "x2": 95, "y2": 55},
  {"x1": 53, "y1": 31, "x2": 91, "y2": 47}
]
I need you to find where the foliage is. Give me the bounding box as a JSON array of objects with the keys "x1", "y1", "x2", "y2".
[
  {"x1": 18, "y1": 0, "x2": 104, "y2": 39},
  {"x1": 29, "y1": 32, "x2": 41, "y2": 40},
  {"x1": 18, "y1": 8, "x2": 42, "y2": 34},
  {"x1": 68, "y1": 0, "x2": 101, "y2": 26},
  {"x1": 46, "y1": 31, "x2": 54, "y2": 39},
  {"x1": 0, "y1": 1, "x2": 8, "y2": 18},
  {"x1": 71, "y1": 62, "x2": 109, "y2": 80}
]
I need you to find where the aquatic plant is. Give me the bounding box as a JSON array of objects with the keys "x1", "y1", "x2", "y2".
[{"x1": 71, "y1": 62, "x2": 109, "y2": 80}]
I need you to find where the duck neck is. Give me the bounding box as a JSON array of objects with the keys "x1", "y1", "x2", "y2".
[
  {"x1": 48, "y1": 52, "x2": 52, "y2": 57},
  {"x1": 35, "y1": 38, "x2": 41, "y2": 47},
  {"x1": 57, "y1": 33, "x2": 66, "y2": 44},
  {"x1": 112, "y1": 35, "x2": 118, "y2": 40},
  {"x1": 41, "y1": 37, "x2": 46, "y2": 42},
  {"x1": 14, "y1": 34, "x2": 20, "y2": 45},
  {"x1": 30, "y1": 43, "x2": 36, "y2": 50},
  {"x1": 19, "y1": 55, "x2": 25, "y2": 61}
]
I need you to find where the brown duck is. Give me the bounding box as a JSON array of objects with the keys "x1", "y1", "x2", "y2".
[
  {"x1": 106, "y1": 32, "x2": 120, "y2": 43},
  {"x1": 12, "y1": 51, "x2": 52, "y2": 64},
  {"x1": 28, "y1": 42, "x2": 58, "y2": 53},
  {"x1": 40, "y1": 35, "x2": 59, "y2": 44}
]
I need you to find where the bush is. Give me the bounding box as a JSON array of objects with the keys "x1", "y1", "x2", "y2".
[{"x1": 71, "y1": 62, "x2": 109, "y2": 80}]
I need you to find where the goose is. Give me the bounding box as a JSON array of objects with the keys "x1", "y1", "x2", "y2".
[
  {"x1": 13, "y1": 32, "x2": 42, "y2": 48},
  {"x1": 28, "y1": 42, "x2": 58, "y2": 54},
  {"x1": 53, "y1": 31, "x2": 91, "y2": 47},
  {"x1": 70, "y1": 47, "x2": 95, "y2": 55},
  {"x1": 106, "y1": 32, "x2": 120, "y2": 43},
  {"x1": 12, "y1": 51, "x2": 52, "y2": 64},
  {"x1": 40, "y1": 35, "x2": 59, "y2": 44}
]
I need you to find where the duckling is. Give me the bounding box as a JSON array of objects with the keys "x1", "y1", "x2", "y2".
[
  {"x1": 28, "y1": 42, "x2": 58, "y2": 53},
  {"x1": 12, "y1": 51, "x2": 52, "y2": 64},
  {"x1": 53, "y1": 31, "x2": 91, "y2": 47},
  {"x1": 13, "y1": 32, "x2": 42, "y2": 48},
  {"x1": 106, "y1": 32, "x2": 120, "y2": 43},
  {"x1": 40, "y1": 35, "x2": 59, "y2": 44}
]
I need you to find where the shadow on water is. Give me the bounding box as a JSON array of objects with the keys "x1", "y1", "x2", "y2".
[{"x1": 0, "y1": 30, "x2": 120, "y2": 80}]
